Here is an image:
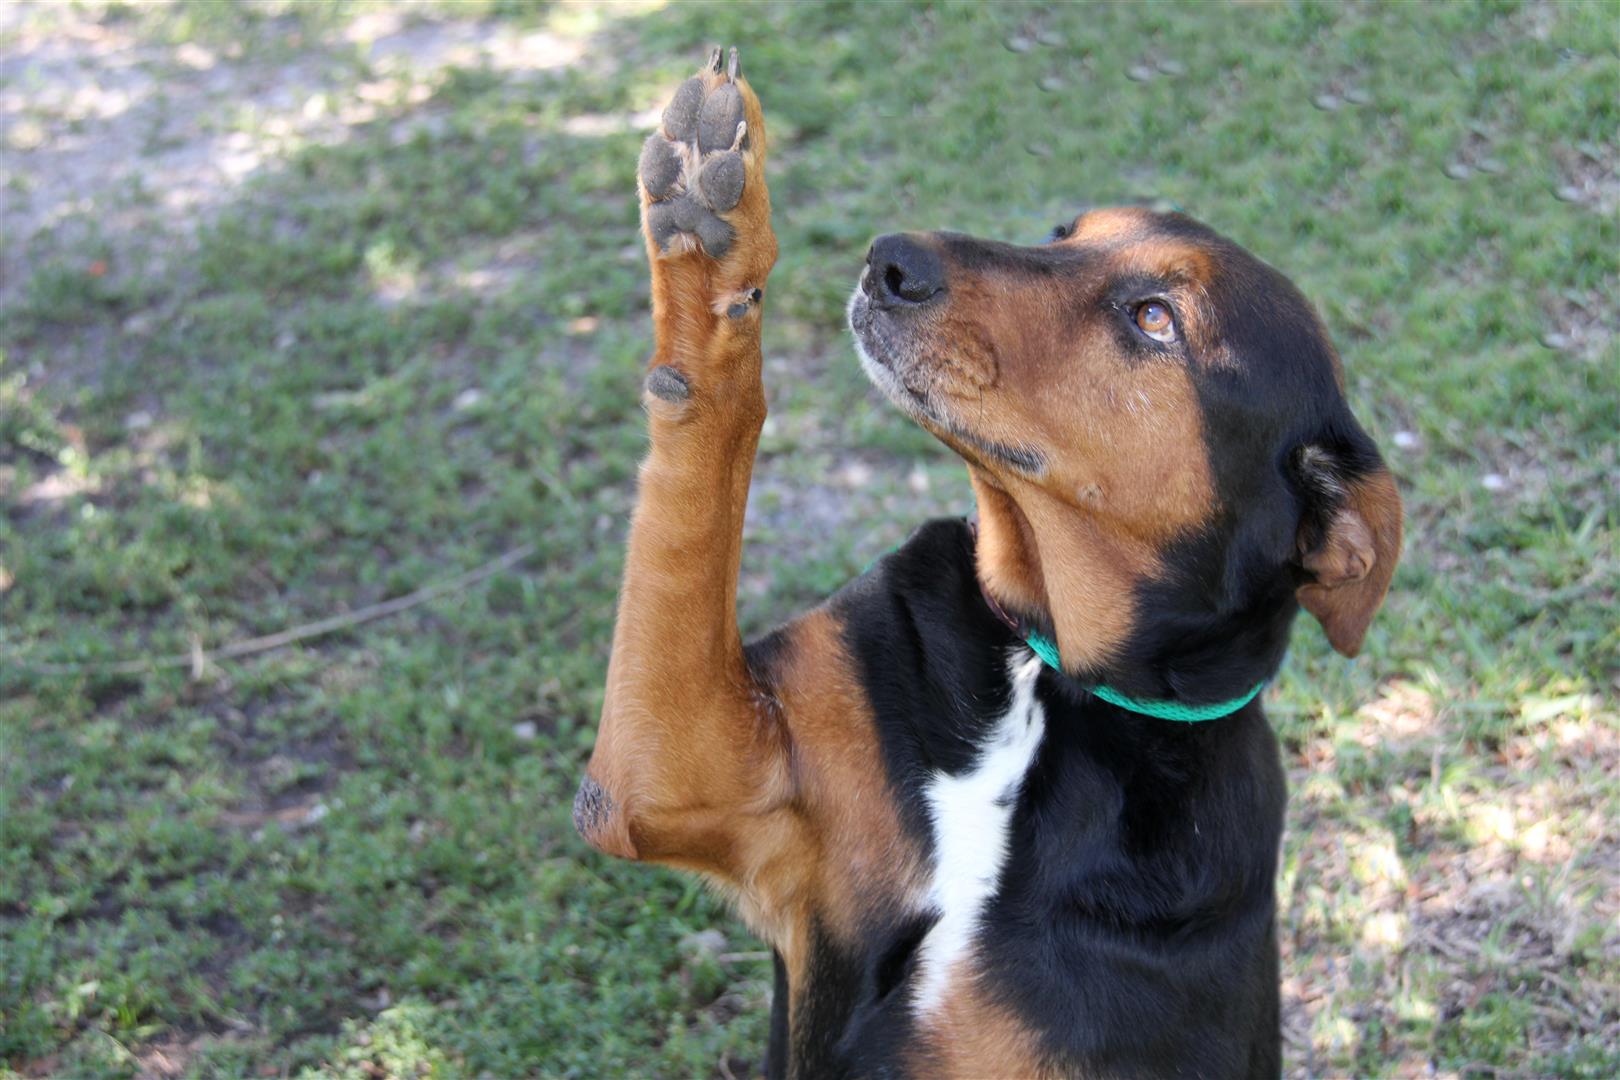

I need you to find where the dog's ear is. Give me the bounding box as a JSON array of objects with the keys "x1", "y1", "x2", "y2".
[{"x1": 1291, "y1": 444, "x2": 1404, "y2": 658}]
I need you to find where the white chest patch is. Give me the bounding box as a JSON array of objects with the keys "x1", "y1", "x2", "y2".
[{"x1": 912, "y1": 653, "x2": 1047, "y2": 1016}]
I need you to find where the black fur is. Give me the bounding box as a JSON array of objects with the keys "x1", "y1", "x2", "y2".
[
  {"x1": 748, "y1": 518, "x2": 1287, "y2": 1078},
  {"x1": 766, "y1": 952, "x2": 790, "y2": 1080}
]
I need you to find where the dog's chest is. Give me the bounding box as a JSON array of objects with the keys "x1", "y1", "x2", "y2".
[{"x1": 910, "y1": 652, "x2": 1047, "y2": 1016}]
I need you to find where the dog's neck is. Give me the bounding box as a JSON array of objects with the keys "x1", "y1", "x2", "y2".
[{"x1": 969, "y1": 470, "x2": 1296, "y2": 707}]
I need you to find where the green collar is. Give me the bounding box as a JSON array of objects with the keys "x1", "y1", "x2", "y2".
[
  {"x1": 1020, "y1": 629, "x2": 1266, "y2": 723},
  {"x1": 970, "y1": 547, "x2": 1264, "y2": 722},
  {"x1": 876, "y1": 520, "x2": 1267, "y2": 722}
]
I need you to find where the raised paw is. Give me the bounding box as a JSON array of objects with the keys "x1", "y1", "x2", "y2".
[{"x1": 638, "y1": 46, "x2": 770, "y2": 268}]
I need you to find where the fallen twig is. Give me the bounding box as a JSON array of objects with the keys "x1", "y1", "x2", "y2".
[{"x1": 15, "y1": 543, "x2": 536, "y2": 677}]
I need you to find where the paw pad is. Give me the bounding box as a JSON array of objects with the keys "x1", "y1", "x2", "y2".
[
  {"x1": 644, "y1": 365, "x2": 690, "y2": 403},
  {"x1": 638, "y1": 135, "x2": 682, "y2": 199},
  {"x1": 697, "y1": 152, "x2": 744, "y2": 211},
  {"x1": 661, "y1": 77, "x2": 706, "y2": 143},
  {"x1": 639, "y1": 47, "x2": 752, "y2": 258},
  {"x1": 698, "y1": 83, "x2": 744, "y2": 154}
]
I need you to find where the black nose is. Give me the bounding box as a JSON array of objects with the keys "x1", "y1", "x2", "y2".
[{"x1": 865, "y1": 233, "x2": 945, "y2": 308}]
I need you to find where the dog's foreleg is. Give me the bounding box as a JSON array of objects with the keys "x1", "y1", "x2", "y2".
[{"x1": 576, "y1": 49, "x2": 780, "y2": 874}]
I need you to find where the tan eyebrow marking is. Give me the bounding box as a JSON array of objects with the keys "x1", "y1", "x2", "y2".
[{"x1": 1071, "y1": 207, "x2": 1151, "y2": 244}]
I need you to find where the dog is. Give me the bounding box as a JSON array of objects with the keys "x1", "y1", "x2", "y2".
[{"x1": 575, "y1": 48, "x2": 1402, "y2": 1079}]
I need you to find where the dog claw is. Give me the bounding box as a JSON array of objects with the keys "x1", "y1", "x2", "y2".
[
  {"x1": 707, "y1": 46, "x2": 723, "y2": 73},
  {"x1": 727, "y1": 46, "x2": 740, "y2": 80}
]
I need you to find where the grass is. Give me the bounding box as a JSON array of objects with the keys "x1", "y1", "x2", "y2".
[{"x1": 1, "y1": 1, "x2": 1616, "y2": 1076}]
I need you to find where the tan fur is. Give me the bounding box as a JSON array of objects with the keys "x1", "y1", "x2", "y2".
[
  {"x1": 1297, "y1": 467, "x2": 1403, "y2": 656},
  {"x1": 583, "y1": 63, "x2": 778, "y2": 872},
  {"x1": 581, "y1": 62, "x2": 925, "y2": 1056},
  {"x1": 1068, "y1": 206, "x2": 1150, "y2": 245},
  {"x1": 894, "y1": 229, "x2": 1218, "y2": 670},
  {"x1": 914, "y1": 966, "x2": 1061, "y2": 1079}
]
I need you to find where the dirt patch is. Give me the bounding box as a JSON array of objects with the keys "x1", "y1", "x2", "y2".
[{"x1": 0, "y1": 4, "x2": 595, "y2": 310}]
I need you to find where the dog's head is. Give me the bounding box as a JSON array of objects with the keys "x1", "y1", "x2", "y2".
[{"x1": 849, "y1": 207, "x2": 1401, "y2": 693}]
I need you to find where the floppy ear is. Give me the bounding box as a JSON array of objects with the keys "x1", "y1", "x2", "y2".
[{"x1": 1293, "y1": 448, "x2": 1404, "y2": 657}]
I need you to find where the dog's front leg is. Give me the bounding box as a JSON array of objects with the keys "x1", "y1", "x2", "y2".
[{"x1": 575, "y1": 48, "x2": 780, "y2": 875}]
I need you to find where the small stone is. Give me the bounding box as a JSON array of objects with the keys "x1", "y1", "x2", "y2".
[
  {"x1": 1343, "y1": 86, "x2": 1373, "y2": 105},
  {"x1": 1313, "y1": 93, "x2": 1340, "y2": 112},
  {"x1": 1036, "y1": 29, "x2": 1065, "y2": 47},
  {"x1": 1126, "y1": 64, "x2": 1155, "y2": 82},
  {"x1": 1480, "y1": 473, "x2": 1507, "y2": 492},
  {"x1": 1443, "y1": 161, "x2": 1472, "y2": 181},
  {"x1": 1554, "y1": 184, "x2": 1583, "y2": 203},
  {"x1": 1005, "y1": 35, "x2": 1033, "y2": 53},
  {"x1": 1391, "y1": 431, "x2": 1419, "y2": 450},
  {"x1": 1476, "y1": 157, "x2": 1505, "y2": 175},
  {"x1": 1540, "y1": 331, "x2": 1572, "y2": 350},
  {"x1": 1038, "y1": 75, "x2": 1066, "y2": 93},
  {"x1": 125, "y1": 410, "x2": 154, "y2": 432},
  {"x1": 511, "y1": 720, "x2": 539, "y2": 741},
  {"x1": 7, "y1": 118, "x2": 46, "y2": 151},
  {"x1": 679, "y1": 929, "x2": 727, "y2": 956},
  {"x1": 304, "y1": 802, "x2": 330, "y2": 826},
  {"x1": 1025, "y1": 142, "x2": 1053, "y2": 158},
  {"x1": 1155, "y1": 58, "x2": 1186, "y2": 77},
  {"x1": 453, "y1": 388, "x2": 483, "y2": 411},
  {"x1": 839, "y1": 461, "x2": 874, "y2": 488}
]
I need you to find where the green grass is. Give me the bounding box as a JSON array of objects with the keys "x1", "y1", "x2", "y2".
[{"x1": 2, "y1": 1, "x2": 1616, "y2": 1076}]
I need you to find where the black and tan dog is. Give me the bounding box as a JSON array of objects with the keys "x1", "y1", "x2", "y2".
[{"x1": 575, "y1": 49, "x2": 1402, "y2": 1079}]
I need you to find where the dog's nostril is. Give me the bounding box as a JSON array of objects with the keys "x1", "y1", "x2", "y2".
[
  {"x1": 884, "y1": 265, "x2": 906, "y2": 299},
  {"x1": 867, "y1": 233, "x2": 945, "y2": 307}
]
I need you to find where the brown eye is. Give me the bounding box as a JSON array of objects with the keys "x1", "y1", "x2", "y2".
[{"x1": 1134, "y1": 301, "x2": 1176, "y2": 343}]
